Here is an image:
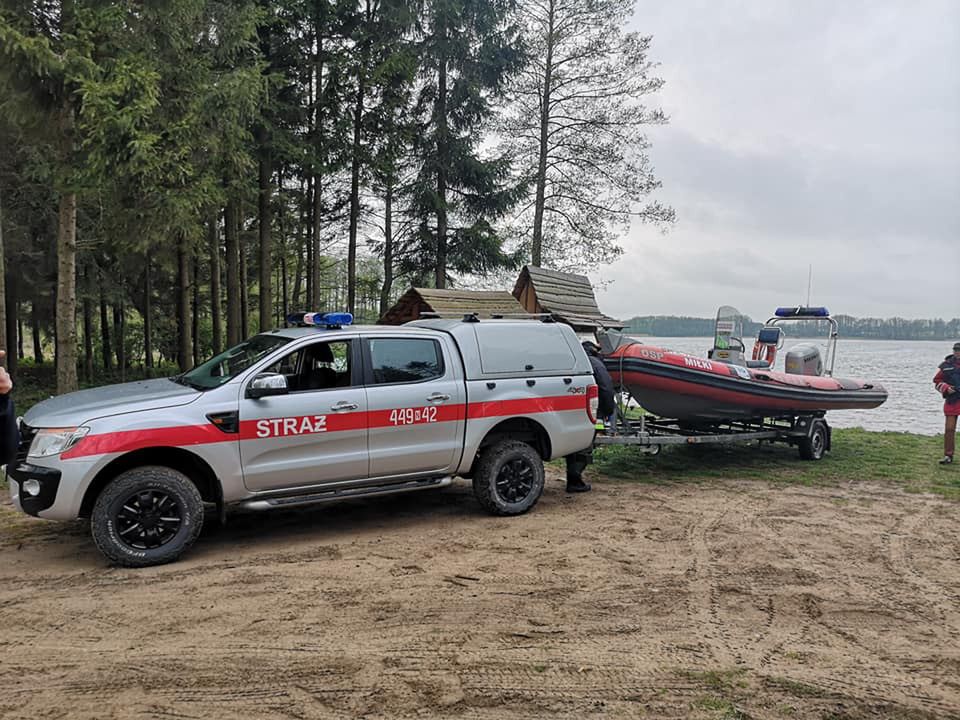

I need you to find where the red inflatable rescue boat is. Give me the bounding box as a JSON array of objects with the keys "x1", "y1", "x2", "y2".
[{"x1": 603, "y1": 306, "x2": 888, "y2": 422}]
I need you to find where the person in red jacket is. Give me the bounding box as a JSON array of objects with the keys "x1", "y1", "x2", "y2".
[{"x1": 933, "y1": 342, "x2": 960, "y2": 465}]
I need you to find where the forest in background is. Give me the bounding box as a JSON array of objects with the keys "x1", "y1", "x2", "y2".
[
  {"x1": 0, "y1": 0, "x2": 673, "y2": 394},
  {"x1": 624, "y1": 315, "x2": 960, "y2": 340}
]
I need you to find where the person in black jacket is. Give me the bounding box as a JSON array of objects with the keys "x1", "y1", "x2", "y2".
[
  {"x1": 0, "y1": 350, "x2": 18, "y2": 467},
  {"x1": 565, "y1": 341, "x2": 616, "y2": 493}
]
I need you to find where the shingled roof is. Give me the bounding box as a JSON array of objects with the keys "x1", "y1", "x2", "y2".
[
  {"x1": 512, "y1": 265, "x2": 623, "y2": 331},
  {"x1": 378, "y1": 287, "x2": 530, "y2": 325}
]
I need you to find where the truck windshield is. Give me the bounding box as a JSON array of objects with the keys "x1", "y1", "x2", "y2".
[{"x1": 177, "y1": 335, "x2": 293, "y2": 390}]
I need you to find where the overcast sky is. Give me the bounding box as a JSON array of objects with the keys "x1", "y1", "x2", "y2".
[{"x1": 593, "y1": 0, "x2": 960, "y2": 321}]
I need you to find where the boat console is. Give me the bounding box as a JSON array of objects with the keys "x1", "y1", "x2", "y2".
[{"x1": 708, "y1": 306, "x2": 774, "y2": 369}]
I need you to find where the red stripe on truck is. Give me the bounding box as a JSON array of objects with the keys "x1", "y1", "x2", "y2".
[{"x1": 60, "y1": 393, "x2": 590, "y2": 460}]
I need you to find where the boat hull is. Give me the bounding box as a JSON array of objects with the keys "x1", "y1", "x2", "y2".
[{"x1": 606, "y1": 345, "x2": 887, "y2": 421}]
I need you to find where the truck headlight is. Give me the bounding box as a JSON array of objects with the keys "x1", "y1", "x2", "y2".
[{"x1": 28, "y1": 427, "x2": 90, "y2": 458}]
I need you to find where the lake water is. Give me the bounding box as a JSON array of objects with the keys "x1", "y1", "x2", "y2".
[{"x1": 626, "y1": 337, "x2": 953, "y2": 436}]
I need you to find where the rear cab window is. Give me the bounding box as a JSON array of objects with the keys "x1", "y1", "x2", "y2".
[{"x1": 472, "y1": 324, "x2": 577, "y2": 375}]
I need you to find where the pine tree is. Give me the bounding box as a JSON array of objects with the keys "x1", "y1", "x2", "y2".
[{"x1": 407, "y1": 0, "x2": 524, "y2": 288}]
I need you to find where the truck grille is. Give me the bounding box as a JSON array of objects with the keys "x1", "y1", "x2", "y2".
[{"x1": 16, "y1": 421, "x2": 36, "y2": 464}]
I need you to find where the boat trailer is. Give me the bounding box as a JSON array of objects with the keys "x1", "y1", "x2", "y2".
[{"x1": 594, "y1": 409, "x2": 832, "y2": 461}]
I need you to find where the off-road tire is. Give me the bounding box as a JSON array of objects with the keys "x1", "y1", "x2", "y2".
[
  {"x1": 472, "y1": 440, "x2": 545, "y2": 516},
  {"x1": 798, "y1": 421, "x2": 828, "y2": 461},
  {"x1": 92, "y1": 466, "x2": 204, "y2": 567}
]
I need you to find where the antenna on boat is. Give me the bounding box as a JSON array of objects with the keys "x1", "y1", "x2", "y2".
[{"x1": 806, "y1": 264, "x2": 813, "y2": 307}]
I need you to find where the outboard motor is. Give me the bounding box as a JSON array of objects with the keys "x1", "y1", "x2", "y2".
[{"x1": 784, "y1": 344, "x2": 823, "y2": 376}]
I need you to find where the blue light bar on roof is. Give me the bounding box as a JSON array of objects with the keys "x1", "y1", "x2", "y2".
[
  {"x1": 286, "y1": 311, "x2": 353, "y2": 328},
  {"x1": 775, "y1": 306, "x2": 830, "y2": 318}
]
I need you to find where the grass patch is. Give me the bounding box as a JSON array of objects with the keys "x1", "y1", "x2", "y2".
[
  {"x1": 690, "y1": 695, "x2": 752, "y2": 719},
  {"x1": 678, "y1": 668, "x2": 749, "y2": 692},
  {"x1": 592, "y1": 428, "x2": 959, "y2": 500}
]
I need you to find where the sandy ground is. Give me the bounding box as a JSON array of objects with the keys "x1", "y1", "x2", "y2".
[{"x1": 1, "y1": 469, "x2": 959, "y2": 720}]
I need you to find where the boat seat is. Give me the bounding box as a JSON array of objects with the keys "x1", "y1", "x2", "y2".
[{"x1": 745, "y1": 359, "x2": 770, "y2": 369}]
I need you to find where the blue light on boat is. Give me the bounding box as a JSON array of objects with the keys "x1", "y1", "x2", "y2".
[{"x1": 775, "y1": 306, "x2": 830, "y2": 318}]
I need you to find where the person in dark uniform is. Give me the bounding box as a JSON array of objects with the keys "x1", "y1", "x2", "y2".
[
  {"x1": 0, "y1": 349, "x2": 18, "y2": 467},
  {"x1": 933, "y1": 342, "x2": 960, "y2": 465},
  {"x1": 565, "y1": 340, "x2": 616, "y2": 493}
]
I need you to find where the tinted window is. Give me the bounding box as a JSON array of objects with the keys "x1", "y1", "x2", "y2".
[
  {"x1": 474, "y1": 324, "x2": 576, "y2": 374},
  {"x1": 369, "y1": 339, "x2": 443, "y2": 384}
]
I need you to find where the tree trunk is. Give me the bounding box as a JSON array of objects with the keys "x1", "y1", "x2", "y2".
[
  {"x1": 16, "y1": 307, "x2": 23, "y2": 363},
  {"x1": 82, "y1": 281, "x2": 93, "y2": 381},
  {"x1": 31, "y1": 301, "x2": 42, "y2": 363},
  {"x1": 311, "y1": 13, "x2": 324, "y2": 308},
  {"x1": 177, "y1": 233, "x2": 193, "y2": 371},
  {"x1": 257, "y1": 131, "x2": 272, "y2": 333},
  {"x1": 239, "y1": 217, "x2": 249, "y2": 339},
  {"x1": 192, "y1": 250, "x2": 200, "y2": 366},
  {"x1": 55, "y1": 34, "x2": 78, "y2": 393},
  {"x1": 209, "y1": 213, "x2": 222, "y2": 355},
  {"x1": 113, "y1": 298, "x2": 125, "y2": 381},
  {"x1": 292, "y1": 176, "x2": 306, "y2": 309},
  {"x1": 435, "y1": 21, "x2": 448, "y2": 290},
  {"x1": 99, "y1": 278, "x2": 111, "y2": 371},
  {"x1": 120, "y1": 300, "x2": 126, "y2": 381},
  {"x1": 379, "y1": 179, "x2": 394, "y2": 316},
  {"x1": 225, "y1": 200, "x2": 240, "y2": 346},
  {"x1": 278, "y1": 168, "x2": 289, "y2": 324},
  {"x1": 531, "y1": 0, "x2": 556, "y2": 267},
  {"x1": 143, "y1": 252, "x2": 153, "y2": 374},
  {"x1": 5, "y1": 275, "x2": 17, "y2": 377},
  {"x1": 306, "y1": 177, "x2": 314, "y2": 306},
  {"x1": 56, "y1": 187, "x2": 78, "y2": 393},
  {"x1": 311, "y1": 174, "x2": 322, "y2": 307},
  {"x1": 347, "y1": 51, "x2": 366, "y2": 314}
]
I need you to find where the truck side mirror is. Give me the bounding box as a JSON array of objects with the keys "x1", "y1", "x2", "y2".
[{"x1": 246, "y1": 373, "x2": 289, "y2": 399}]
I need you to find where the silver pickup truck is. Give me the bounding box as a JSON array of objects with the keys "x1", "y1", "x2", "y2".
[{"x1": 7, "y1": 316, "x2": 599, "y2": 566}]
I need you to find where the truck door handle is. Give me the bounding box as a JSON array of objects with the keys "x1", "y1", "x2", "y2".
[
  {"x1": 331, "y1": 401, "x2": 359, "y2": 411},
  {"x1": 427, "y1": 393, "x2": 450, "y2": 402}
]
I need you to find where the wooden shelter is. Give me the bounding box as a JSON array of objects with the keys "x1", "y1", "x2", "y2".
[
  {"x1": 379, "y1": 287, "x2": 530, "y2": 325},
  {"x1": 512, "y1": 265, "x2": 623, "y2": 332}
]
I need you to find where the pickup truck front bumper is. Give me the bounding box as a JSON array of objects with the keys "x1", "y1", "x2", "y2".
[{"x1": 7, "y1": 463, "x2": 62, "y2": 517}]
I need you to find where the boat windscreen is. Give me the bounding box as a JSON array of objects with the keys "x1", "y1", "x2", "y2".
[{"x1": 713, "y1": 306, "x2": 745, "y2": 351}]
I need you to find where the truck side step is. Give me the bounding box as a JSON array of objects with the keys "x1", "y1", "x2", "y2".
[{"x1": 240, "y1": 476, "x2": 453, "y2": 511}]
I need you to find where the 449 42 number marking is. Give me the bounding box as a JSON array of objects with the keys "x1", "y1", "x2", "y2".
[{"x1": 389, "y1": 406, "x2": 439, "y2": 426}]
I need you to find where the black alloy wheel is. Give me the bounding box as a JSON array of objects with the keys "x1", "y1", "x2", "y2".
[
  {"x1": 495, "y1": 457, "x2": 535, "y2": 504},
  {"x1": 115, "y1": 489, "x2": 183, "y2": 550},
  {"x1": 472, "y1": 439, "x2": 546, "y2": 516},
  {"x1": 92, "y1": 466, "x2": 205, "y2": 567}
]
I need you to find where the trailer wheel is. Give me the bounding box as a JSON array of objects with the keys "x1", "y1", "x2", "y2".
[
  {"x1": 91, "y1": 466, "x2": 204, "y2": 567},
  {"x1": 472, "y1": 440, "x2": 545, "y2": 516},
  {"x1": 798, "y1": 421, "x2": 828, "y2": 461}
]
